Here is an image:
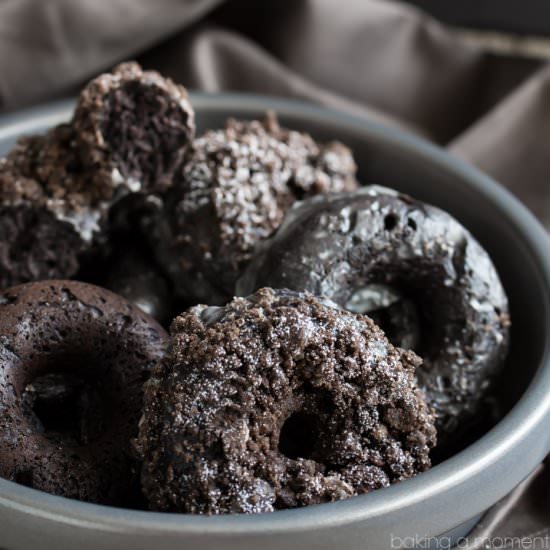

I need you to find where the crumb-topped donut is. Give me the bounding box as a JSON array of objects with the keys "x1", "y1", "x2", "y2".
[
  {"x1": 0, "y1": 62, "x2": 194, "y2": 290},
  {"x1": 73, "y1": 61, "x2": 195, "y2": 195},
  {"x1": 0, "y1": 124, "x2": 109, "y2": 289},
  {"x1": 238, "y1": 187, "x2": 510, "y2": 441},
  {"x1": 136, "y1": 287, "x2": 436, "y2": 514},
  {"x1": 145, "y1": 113, "x2": 358, "y2": 304},
  {"x1": 0, "y1": 280, "x2": 168, "y2": 504}
]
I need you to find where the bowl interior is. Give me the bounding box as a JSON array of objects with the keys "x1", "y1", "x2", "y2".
[{"x1": 0, "y1": 96, "x2": 549, "y2": 535}]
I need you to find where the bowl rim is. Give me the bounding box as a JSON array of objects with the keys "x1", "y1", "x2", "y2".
[{"x1": 1, "y1": 93, "x2": 550, "y2": 536}]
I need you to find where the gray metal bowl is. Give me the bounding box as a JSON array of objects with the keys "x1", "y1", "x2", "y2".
[{"x1": 1, "y1": 95, "x2": 550, "y2": 550}]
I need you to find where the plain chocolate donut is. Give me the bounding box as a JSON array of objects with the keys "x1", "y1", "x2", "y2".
[
  {"x1": 238, "y1": 187, "x2": 510, "y2": 442},
  {"x1": 0, "y1": 280, "x2": 168, "y2": 505}
]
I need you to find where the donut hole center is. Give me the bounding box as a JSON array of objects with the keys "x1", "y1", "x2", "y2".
[
  {"x1": 345, "y1": 284, "x2": 424, "y2": 353},
  {"x1": 24, "y1": 356, "x2": 111, "y2": 445},
  {"x1": 279, "y1": 411, "x2": 319, "y2": 460},
  {"x1": 102, "y1": 81, "x2": 191, "y2": 191}
]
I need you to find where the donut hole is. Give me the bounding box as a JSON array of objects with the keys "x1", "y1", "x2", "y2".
[
  {"x1": 23, "y1": 355, "x2": 112, "y2": 445},
  {"x1": 407, "y1": 218, "x2": 417, "y2": 231},
  {"x1": 279, "y1": 411, "x2": 319, "y2": 460},
  {"x1": 384, "y1": 213, "x2": 399, "y2": 231},
  {"x1": 370, "y1": 297, "x2": 423, "y2": 353},
  {"x1": 102, "y1": 81, "x2": 191, "y2": 191},
  {"x1": 345, "y1": 283, "x2": 428, "y2": 354}
]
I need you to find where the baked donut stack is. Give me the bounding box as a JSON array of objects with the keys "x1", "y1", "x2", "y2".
[{"x1": 0, "y1": 63, "x2": 510, "y2": 513}]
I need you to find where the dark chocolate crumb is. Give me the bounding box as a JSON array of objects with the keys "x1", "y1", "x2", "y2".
[
  {"x1": 137, "y1": 288, "x2": 436, "y2": 514},
  {"x1": 146, "y1": 114, "x2": 358, "y2": 303}
]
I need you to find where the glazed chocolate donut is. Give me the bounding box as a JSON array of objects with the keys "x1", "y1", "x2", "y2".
[
  {"x1": 144, "y1": 113, "x2": 358, "y2": 304},
  {"x1": 136, "y1": 288, "x2": 436, "y2": 514},
  {"x1": 73, "y1": 61, "x2": 195, "y2": 195},
  {"x1": 0, "y1": 280, "x2": 168, "y2": 505},
  {"x1": 238, "y1": 187, "x2": 511, "y2": 441}
]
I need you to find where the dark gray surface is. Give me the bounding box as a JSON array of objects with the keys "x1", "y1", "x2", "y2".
[
  {"x1": 0, "y1": 95, "x2": 550, "y2": 550},
  {"x1": 405, "y1": 1, "x2": 550, "y2": 36}
]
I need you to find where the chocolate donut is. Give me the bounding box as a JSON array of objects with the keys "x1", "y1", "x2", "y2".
[
  {"x1": 238, "y1": 187, "x2": 511, "y2": 441},
  {"x1": 144, "y1": 113, "x2": 358, "y2": 304},
  {"x1": 73, "y1": 61, "x2": 195, "y2": 195},
  {"x1": 0, "y1": 62, "x2": 194, "y2": 290},
  {"x1": 0, "y1": 280, "x2": 168, "y2": 505},
  {"x1": 0, "y1": 125, "x2": 109, "y2": 288},
  {"x1": 136, "y1": 288, "x2": 436, "y2": 514}
]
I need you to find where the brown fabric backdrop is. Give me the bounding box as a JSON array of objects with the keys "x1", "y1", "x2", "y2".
[{"x1": 0, "y1": 0, "x2": 548, "y2": 544}]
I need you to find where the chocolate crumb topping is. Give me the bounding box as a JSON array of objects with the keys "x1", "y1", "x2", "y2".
[
  {"x1": 137, "y1": 288, "x2": 436, "y2": 514},
  {"x1": 0, "y1": 125, "x2": 108, "y2": 288},
  {"x1": 146, "y1": 114, "x2": 358, "y2": 303},
  {"x1": 73, "y1": 61, "x2": 195, "y2": 196}
]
